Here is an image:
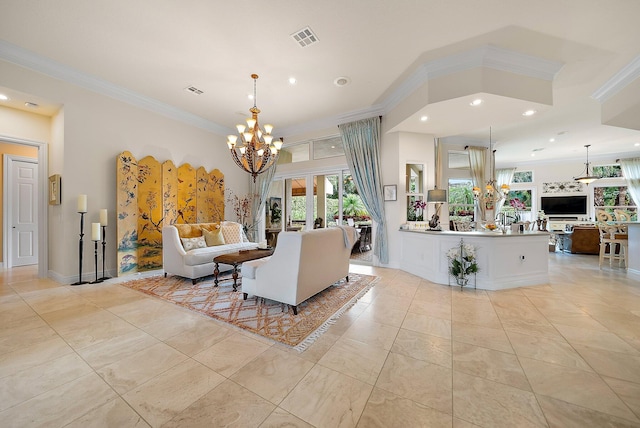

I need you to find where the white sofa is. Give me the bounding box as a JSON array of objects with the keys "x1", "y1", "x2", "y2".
[
  {"x1": 241, "y1": 226, "x2": 357, "y2": 314},
  {"x1": 162, "y1": 221, "x2": 257, "y2": 283}
]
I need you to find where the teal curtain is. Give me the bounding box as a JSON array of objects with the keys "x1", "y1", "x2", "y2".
[
  {"x1": 339, "y1": 116, "x2": 389, "y2": 264},
  {"x1": 249, "y1": 165, "x2": 276, "y2": 242}
]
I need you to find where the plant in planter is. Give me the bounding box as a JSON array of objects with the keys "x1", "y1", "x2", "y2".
[{"x1": 446, "y1": 239, "x2": 479, "y2": 287}]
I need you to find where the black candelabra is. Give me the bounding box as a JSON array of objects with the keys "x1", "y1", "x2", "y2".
[
  {"x1": 99, "y1": 225, "x2": 111, "y2": 281},
  {"x1": 90, "y1": 235, "x2": 103, "y2": 284},
  {"x1": 71, "y1": 212, "x2": 88, "y2": 285}
]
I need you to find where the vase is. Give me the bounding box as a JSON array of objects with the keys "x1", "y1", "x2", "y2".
[{"x1": 456, "y1": 275, "x2": 468, "y2": 287}]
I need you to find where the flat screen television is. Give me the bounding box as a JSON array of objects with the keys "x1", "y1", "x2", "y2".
[{"x1": 540, "y1": 195, "x2": 587, "y2": 215}]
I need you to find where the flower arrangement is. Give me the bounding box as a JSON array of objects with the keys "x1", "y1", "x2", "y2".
[
  {"x1": 226, "y1": 190, "x2": 253, "y2": 233},
  {"x1": 509, "y1": 197, "x2": 526, "y2": 223},
  {"x1": 410, "y1": 199, "x2": 427, "y2": 221},
  {"x1": 446, "y1": 239, "x2": 479, "y2": 286},
  {"x1": 413, "y1": 199, "x2": 427, "y2": 211}
]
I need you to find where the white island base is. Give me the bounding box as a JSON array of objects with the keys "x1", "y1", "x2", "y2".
[{"x1": 400, "y1": 229, "x2": 550, "y2": 290}]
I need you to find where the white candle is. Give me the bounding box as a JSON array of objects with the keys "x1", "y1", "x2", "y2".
[
  {"x1": 99, "y1": 209, "x2": 108, "y2": 227},
  {"x1": 91, "y1": 223, "x2": 101, "y2": 241},
  {"x1": 77, "y1": 194, "x2": 87, "y2": 213}
]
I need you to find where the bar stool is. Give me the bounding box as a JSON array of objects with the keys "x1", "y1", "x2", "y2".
[
  {"x1": 614, "y1": 209, "x2": 632, "y2": 222},
  {"x1": 598, "y1": 225, "x2": 627, "y2": 269}
]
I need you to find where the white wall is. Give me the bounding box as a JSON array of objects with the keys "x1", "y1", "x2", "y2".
[{"x1": 1, "y1": 59, "x2": 250, "y2": 281}]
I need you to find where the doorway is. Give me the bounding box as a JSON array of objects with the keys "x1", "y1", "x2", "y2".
[
  {"x1": 1, "y1": 135, "x2": 48, "y2": 276},
  {"x1": 4, "y1": 155, "x2": 38, "y2": 267}
]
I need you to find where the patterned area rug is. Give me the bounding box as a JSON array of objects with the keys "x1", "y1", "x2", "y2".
[{"x1": 121, "y1": 272, "x2": 379, "y2": 350}]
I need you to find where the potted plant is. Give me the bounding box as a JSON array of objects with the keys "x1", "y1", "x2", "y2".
[{"x1": 447, "y1": 240, "x2": 479, "y2": 286}]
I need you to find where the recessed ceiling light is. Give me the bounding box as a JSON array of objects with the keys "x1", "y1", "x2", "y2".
[
  {"x1": 24, "y1": 102, "x2": 39, "y2": 108},
  {"x1": 248, "y1": 94, "x2": 254, "y2": 100},
  {"x1": 522, "y1": 109, "x2": 537, "y2": 117},
  {"x1": 470, "y1": 98, "x2": 483, "y2": 106},
  {"x1": 0, "y1": 93, "x2": 9, "y2": 101},
  {"x1": 635, "y1": 142, "x2": 640, "y2": 147},
  {"x1": 420, "y1": 115, "x2": 428, "y2": 122},
  {"x1": 333, "y1": 76, "x2": 350, "y2": 87},
  {"x1": 549, "y1": 138, "x2": 555, "y2": 142},
  {"x1": 288, "y1": 77, "x2": 297, "y2": 85}
]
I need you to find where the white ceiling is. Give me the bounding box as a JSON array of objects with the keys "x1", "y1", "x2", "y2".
[{"x1": 1, "y1": 0, "x2": 640, "y2": 165}]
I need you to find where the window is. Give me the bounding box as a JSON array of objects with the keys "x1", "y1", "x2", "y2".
[
  {"x1": 406, "y1": 164, "x2": 424, "y2": 221},
  {"x1": 594, "y1": 184, "x2": 637, "y2": 220},
  {"x1": 448, "y1": 179, "x2": 475, "y2": 219},
  {"x1": 512, "y1": 171, "x2": 533, "y2": 183},
  {"x1": 279, "y1": 136, "x2": 345, "y2": 164},
  {"x1": 592, "y1": 165, "x2": 622, "y2": 178},
  {"x1": 501, "y1": 189, "x2": 533, "y2": 222},
  {"x1": 313, "y1": 136, "x2": 344, "y2": 160},
  {"x1": 278, "y1": 143, "x2": 310, "y2": 164},
  {"x1": 448, "y1": 151, "x2": 469, "y2": 169}
]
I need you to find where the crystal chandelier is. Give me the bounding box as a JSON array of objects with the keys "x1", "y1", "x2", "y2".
[
  {"x1": 574, "y1": 144, "x2": 599, "y2": 185},
  {"x1": 226, "y1": 74, "x2": 283, "y2": 182},
  {"x1": 472, "y1": 128, "x2": 509, "y2": 217}
]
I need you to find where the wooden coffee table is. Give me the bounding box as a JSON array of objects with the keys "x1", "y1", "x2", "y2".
[{"x1": 213, "y1": 248, "x2": 274, "y2": 291}]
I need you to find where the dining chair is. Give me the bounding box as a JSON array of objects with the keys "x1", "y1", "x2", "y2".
[
  {"x1": 614, "y1": 209, "x2": 632, "y2": 222},
  {"x1": 598, "y1": 224, "x2": 627, "y2": 269}
]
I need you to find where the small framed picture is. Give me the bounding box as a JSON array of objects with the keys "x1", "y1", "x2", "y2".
[
  {"x1": 49, "y1": 174, "x2": 61, "y2": 205},
  {"x1": 383, "y1": 185, "x2": 397, "y2": 201}
]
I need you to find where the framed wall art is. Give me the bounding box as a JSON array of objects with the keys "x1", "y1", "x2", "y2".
[{"x1": 383, "y1": 184, "x2": 397, "y2": 201}]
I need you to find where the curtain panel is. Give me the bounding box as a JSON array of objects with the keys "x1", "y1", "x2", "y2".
[
  {"x1": 249, "y1": 165, "x2": 277, "y2": 243},
  {"x1": 620, "y1": 157, "x2": 640, "y2": 209},
  {"x1": 468, "y1": 146, "x2": 487, "y2": 221},
  {"x1": 339, "y1": 116, "x2": 389, "y2": 264},
  {"x1": 495, "y1": 168, "x2": 516, "y2": 214}
]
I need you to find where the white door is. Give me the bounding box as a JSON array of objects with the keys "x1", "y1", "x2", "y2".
[{"x1": 10, "y1": 159, "x2": 38, "y2": 266}]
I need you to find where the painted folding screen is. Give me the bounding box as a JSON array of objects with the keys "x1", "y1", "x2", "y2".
[{"x1": 116, "y1": 151, "x2": 224, "y2": 275}]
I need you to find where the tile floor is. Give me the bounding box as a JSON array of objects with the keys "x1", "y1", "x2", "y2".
[{"x1": 1, "y1": 253, "x2": 639, "y2": 427}]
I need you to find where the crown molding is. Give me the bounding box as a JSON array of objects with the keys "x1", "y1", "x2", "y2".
[
  {"x1": 592, "y1": 54, "x2": 640, "y2": 102},
  {"x1": 280, "y1": 104, "x2": 386, "y2": 137},
  {"x1": 0, "y1": 40, "x2": 231, "y2": 135}
]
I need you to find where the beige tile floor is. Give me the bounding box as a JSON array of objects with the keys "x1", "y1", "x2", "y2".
[{"x1": 1, "y1": 253, "x2": 639, "y2": 427}]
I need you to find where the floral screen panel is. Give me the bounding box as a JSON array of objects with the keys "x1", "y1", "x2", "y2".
[{"x1": 116, "y1": 151, "x2": 225, "y2": 276}]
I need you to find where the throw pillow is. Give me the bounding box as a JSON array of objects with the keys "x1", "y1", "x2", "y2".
[
  {"x1": 180, "y1": 236, "x2": 207, "y2": 251},
  {"x1": 221, "y1": 222, "x2": 244, "y2": 244},
  {"x1": 203, "y1": 228, "x2": 225, "y2": 246}
]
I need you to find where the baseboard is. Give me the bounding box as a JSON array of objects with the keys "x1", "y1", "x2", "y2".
[{"x1": 48, "y1": 268, "x2": 120, "y2": 285}]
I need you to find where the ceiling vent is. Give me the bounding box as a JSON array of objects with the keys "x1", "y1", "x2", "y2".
[
  {"x1": 184, "y1": 86, "x2": 204, "y2": 95},
  {"x1": 291, "y1": 27, "x2": 319, "y2": 47}
]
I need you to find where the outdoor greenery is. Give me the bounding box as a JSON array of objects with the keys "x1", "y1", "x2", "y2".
[
  {"x1": 289, "y1": 173, "x2": 370, "y2": 223},
  {"x1": 448, "y1": 180, "x2": 475, "y2": 217},
  {"x1": 592, "y1": 165, "x2": 622, "y2": 178},
  {"x1": 512, "y1": 171, "x2": 533, "y2": 183}
]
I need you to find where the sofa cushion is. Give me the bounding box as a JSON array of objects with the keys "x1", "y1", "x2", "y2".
[
  {"x1": 203, "y1": 228, "x2": 225, "y2": 246},
  {"x1": 174, "y1": 222, "x2": 222, "y2": 238},
  {"x1": 183, "y1": 242, "x2": 256, "y2": 266},
  {"x1": 181, "y1": 236, "x2": 207, "y2": 251},
  {"x1": 221, "y1": 222, "x2": 244, "y2": 244}
]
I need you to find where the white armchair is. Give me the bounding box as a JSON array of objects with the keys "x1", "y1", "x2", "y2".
[{"x1": 241, "y1": 226, "x2": 357, "y2": 314}]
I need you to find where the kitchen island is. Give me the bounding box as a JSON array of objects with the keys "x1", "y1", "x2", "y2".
[{"x1": 399, "y1": 229, "x2": 550, "y2": 290}]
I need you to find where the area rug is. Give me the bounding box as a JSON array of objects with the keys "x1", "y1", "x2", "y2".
[{"x1": 121, "y1": 272, "x2": 379, "y2": 351}]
